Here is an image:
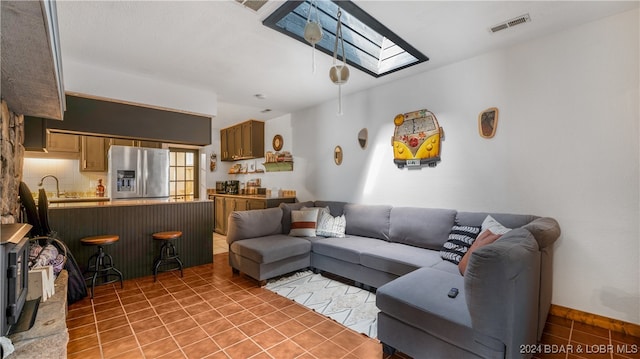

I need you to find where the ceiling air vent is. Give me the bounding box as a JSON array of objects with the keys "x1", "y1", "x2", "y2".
[
  {"x1": 490, "y1": 13, "x2": 531, "y2": 33},
  {"x1": 235, "y1": 0, "x2": 268, "y2": 12}
]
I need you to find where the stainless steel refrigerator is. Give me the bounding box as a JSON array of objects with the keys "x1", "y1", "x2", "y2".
[{"x1": 108, "y1": 145, "x2": 170, "y2": 199}]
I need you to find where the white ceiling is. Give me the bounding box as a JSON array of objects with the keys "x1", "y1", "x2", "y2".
[{"x1": 55, "y1": 1, "x2": 638, "y2": 122}]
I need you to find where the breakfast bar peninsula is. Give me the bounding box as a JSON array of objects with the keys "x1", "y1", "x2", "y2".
[{"x1": 47, "y1": 198, "x2": 214, "y2": 280}]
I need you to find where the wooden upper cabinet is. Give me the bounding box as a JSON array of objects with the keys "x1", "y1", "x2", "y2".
[
  {"x1": 220, "y1": 120, "x2": 264, "y2": 161},
  {"x1": 47, "y1": 132, "x2": 80, "y2": 153},
  {"x1": 80, "y1": 136, "x2": 107, "y2": 172}
]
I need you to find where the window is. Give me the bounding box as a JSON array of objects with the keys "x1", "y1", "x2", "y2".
[
  {"x1": 263, "y1": 0, "x2": 428, "y2": 77},
  {"x1": 169, "y1": 149, "x2": 199, "y2": 200}
]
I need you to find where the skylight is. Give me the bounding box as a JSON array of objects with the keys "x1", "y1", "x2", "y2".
[{"x1": 263, "y1": 0, "x2": 428, "y2": 77}]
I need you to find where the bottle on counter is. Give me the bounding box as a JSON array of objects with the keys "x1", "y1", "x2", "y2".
[{"x1": 96, "y1": 179, "x2": 105, "y2": 197}]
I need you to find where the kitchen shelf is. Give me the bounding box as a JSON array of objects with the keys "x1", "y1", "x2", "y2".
[{"x1": 263, "y1": 161, "x2": 293, "y2": 172}]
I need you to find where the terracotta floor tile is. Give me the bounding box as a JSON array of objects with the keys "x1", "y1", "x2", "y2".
[
  {"x1": 282, "y1": 303, "x2": 312, "y2": 319},
  {"x1": 118, "y1": 287, "x2": 143, "y2": 298},
  {"x1": 237, "y1": 319, "x2": 271, "y2": 337},
  {"x1": 252, "y1": 328, "x2": 287, "y2": 350},
  {"x1": 97, "y1": 315, "x2": 129, "y2": 332},
  {"x1": 261, "y1": 311, "x2": 292, "y2": 327},
  {"x1": 312, "y1": 320, "x2": 345, "y2": 339},
  {"x1": 571, "y1": 329, "x2": 611, "y2": 346},
  {"x1": 68, "y1": 323, "x2": 98, "y2": 340},
  {"x1": 142, "y1": 337, "x2": 180, "y2": 359},
  {"x1": 173, "y1": 326, "x2": 209, "y2": 348},
  {"x1": 127, "y1": 308, "x2": 157, "y2": 323},
  {"x1": 157, "y1": 350, "x2": 188, "y2": 359},
  {"x1": 124, "y1": 300, "x2": 152, "y2": 313},
  {"x1": 155, "y1": 301, "x2": 183, "y2": 315},
  {"x1": 267, "y1": 340, "x2": 306, "y2": 358},
  {"x1": 211, "y1": 327, "x2": 249, "y2": 349},
  {"x1": 130, "y1": 316, "x2": 164, "y2": 333},
  {"x1": 247, "y1": 303, "x2": 278, "y2": 317},
  {"x1": 67, "y1": 313, "x2": 97, "y2": 329},
  {"x1": 296, "y1": 311, "x2": 325, "y2": 328},
  {"x1": 136, "y1": 325, "x2": 171, "y2": 346},
  {"x1": 308, "y1": 342, "x2": 349, "y2": 359},
  {"x1": 351, "y1": 339, "x2": 384, "y2": 358},
  {"x1": 572, "y1": 321, "x2": 611, "y2": 338},
  {"x1": 160, "y1": 308, "x2": 191, "y2": 324},
  {"x1": 100, "y1": 325, "x2": 134, "y2": 344},
  {"x1": 144, "y1": 288, "x2": 171, "y2": 298},
  {"x1": 276, "y1": 319, "x2": 308, "y2": 338},
  {"x1": 184, "y1": 301, "x2": 214, "y2": 316},
  {"x1": 216, "y1": 302, "x2": 245, "y2": 316},
  {"x1": 172, "y1": 288, "x2": 198, "y2": 300},
  {"x1": 68, "y1": 305, "x2": 94, "y2": 318},
  {"x1": 543, "y1": 322, "x2": 572, "y2": 340},
  {"x1": 179, "y1": 294, "x2": 204, "y2": 307},
  {"x1": 330, "y1": 330, "x2": 369, "y2": 352},
  {"x1": 110, "y1": 348, "x2": 145, "y2": 359},
  {"x1": 227, "y1": 310, "x2": 259, "y2": 326},
  {"x1": 67, "y1": 347, "x2": 102, "y2": 359},
  {"x1": 67, "y1": 334, "x2": 100, "y2": 354},
  {"x1": 166, "y1": 316, "x2": 199, "y2": 335},
  {"x1": 95, "y1": 306, "x2": 126, "y2": 322},
  {"x1": 181, "y1": 338, "x2": 220, "y2": 358},
  {"x1": 291, "y1": 330, "x2": 327, "y2": 350},
  {"x1": 102, "y1": 335, "x2": 140, "y2": 359},
  {"x1": 202, "y1": 318, "x2": 235, "y2": 336},
  {"x1": 224, "y1": 338, "x2": 263, "y2": 359},
  {"x1": 192, "y1": 309, "x2": 223, "y2": 325}
]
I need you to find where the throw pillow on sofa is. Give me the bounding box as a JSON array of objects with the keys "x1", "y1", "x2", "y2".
[
  {"x1": 316, "y1": 211, "x2": 347, "y2": 238},
  {"x1": 289, "y1": 208, "x2": 319, "y2": 237},
  {"x1": 481, "y1": 215, "x2": 512, "y2": 235},
  {"x1": 458, "y1": 229, "x2": 502, "y2": 275},
  {"x1": 440, "y1": 225, "x2": 481, "y2": 264}
]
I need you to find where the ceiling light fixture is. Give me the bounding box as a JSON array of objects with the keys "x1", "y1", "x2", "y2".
[
  {"x1": 329, "y1": 8, "x2": 349, "y2": 115},
  {"x1": 303, "y1": 0, "x2": 323, "y2": 73}
]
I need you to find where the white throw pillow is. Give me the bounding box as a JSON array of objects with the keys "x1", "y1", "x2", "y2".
[
  {"x1": 316, "y1": 211, "x2": 346, "y2": 238},
  {"x1": 289, "y1": 208, "x2": 319, "y2": 237},
  {"x1": 481, "y1": 215, "x2": 511, "y2": 235}
]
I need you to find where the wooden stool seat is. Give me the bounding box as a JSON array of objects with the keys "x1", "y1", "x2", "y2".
[
  {"x1": 152, "y1": 231, "x2": 183, "y2": 281},
  {"x1": 152, "y1": 231, "x2": 182, "y2": 240},
  {"x1": 81, "y1": 234, "x2": 123, "y2": 298},
  {"x1": 81, "y1": 234, "x2": 119, "y2": 246}
]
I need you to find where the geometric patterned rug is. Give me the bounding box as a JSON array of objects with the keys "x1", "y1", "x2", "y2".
[{"x1": 265, "y1": 270, "x2": 379, "y2": 338}]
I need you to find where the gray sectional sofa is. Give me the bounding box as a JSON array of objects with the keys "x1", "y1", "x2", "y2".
[{"x1": 226, "y1": 200, "x2": 561, "y2": 359}]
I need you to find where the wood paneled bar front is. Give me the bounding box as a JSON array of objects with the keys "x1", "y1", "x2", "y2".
[{"x1": 47, "y1": 199, "x2": 214, "y2": 280}]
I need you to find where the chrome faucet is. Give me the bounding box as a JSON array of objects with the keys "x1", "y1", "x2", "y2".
[{"x1": 38, "y1": 175, "x2": 61, "y2": 198}]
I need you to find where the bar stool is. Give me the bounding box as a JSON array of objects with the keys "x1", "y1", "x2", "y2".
[
  {"x1": 152, "y1": 231, "x2": 184, "y2": 281},
  {"x1": 81, "y1": 234, "x2": 124, "y2": 298}
]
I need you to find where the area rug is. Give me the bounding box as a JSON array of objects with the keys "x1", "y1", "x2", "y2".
[{"x1": 265, "y1": 270, "x2": 379, "y2": 338}]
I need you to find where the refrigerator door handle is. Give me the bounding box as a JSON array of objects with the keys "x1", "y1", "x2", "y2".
[{"x1": 143, "y1": 149, "x2": 148, "y2": 197}]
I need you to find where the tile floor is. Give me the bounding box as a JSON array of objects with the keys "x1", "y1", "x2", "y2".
[{"x1": 66, "y1": 235, "x2": 640, "y2": 359}]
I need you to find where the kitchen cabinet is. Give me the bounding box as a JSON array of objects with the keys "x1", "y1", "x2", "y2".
[
  {"x1": 80, "y1": 136, "x2": 107, "y2": 172},
  {"x1": 47, "y1": 132, "x2": 80, "y2": 153},
  {"x1": 213, "y1": 194, "x2": 292, "y2": 235},
  {"x1": 220, "y1": 120, "x2": 264, "y2": 161}
]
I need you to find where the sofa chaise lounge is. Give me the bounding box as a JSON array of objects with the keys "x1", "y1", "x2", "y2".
[{"x1": 226, "y1": 200, "x2": 561, "y2": 359}]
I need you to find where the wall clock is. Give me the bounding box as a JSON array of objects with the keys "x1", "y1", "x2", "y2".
[{"x1": 272, "y1": 134, "x2": 283, "y2": 151}]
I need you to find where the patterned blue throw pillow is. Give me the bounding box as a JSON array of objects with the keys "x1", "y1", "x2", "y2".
[{"x1": 440, "y1": 225, "x2": 481, "y2": 264}]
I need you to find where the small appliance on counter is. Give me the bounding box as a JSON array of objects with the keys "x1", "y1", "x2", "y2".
[
  {"x1": 215, "y1": 181, "x2": 226, "y2": 194},
  {"x1": 225, "y1": 180, "x2": 239, "y2": 195}
]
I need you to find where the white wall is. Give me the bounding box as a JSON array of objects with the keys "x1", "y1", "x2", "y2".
[{"x1": 289, "y1": 9, "x2": 640, "y2": 324}]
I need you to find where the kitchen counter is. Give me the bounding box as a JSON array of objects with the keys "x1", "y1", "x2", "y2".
[
  {"x1": 210, "y1": 193, "x2": 296, "y2": 201},
  {"x1": 48, "y1": 197, "x2": 212, "y2": 209},
  {"x1": 48, "y1": 199, "x2": 214, "y2": 280},
  {"x1": 211, "y1": 193, "x2": 296, "y2": 235}
]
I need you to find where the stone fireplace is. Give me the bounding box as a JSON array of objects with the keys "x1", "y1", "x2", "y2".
[{"x1": 1, "y1": 100, "x2": 25, "y2": 224}]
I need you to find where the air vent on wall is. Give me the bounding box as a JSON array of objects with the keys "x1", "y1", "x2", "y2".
[
  {"x1": 490, "y1": 13, "x2": 531, "y2": 33},
  {"x1": 235, "y1": 0, "x2": 268, "y2": 12}
]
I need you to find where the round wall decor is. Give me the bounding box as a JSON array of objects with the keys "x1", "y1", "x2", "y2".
[{"x1": 272, "y1": 134, "x2": 283, "y2": 151}]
